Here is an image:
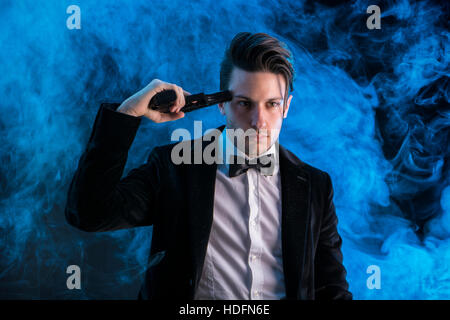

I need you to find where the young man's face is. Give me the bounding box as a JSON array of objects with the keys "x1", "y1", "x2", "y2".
[{"x1": 218, "y1": 66, "x2": 292, "y2": 158}]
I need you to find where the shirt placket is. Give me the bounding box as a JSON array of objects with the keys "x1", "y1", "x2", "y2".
[{"x1": 247, "y1": 169, "x2": 264, "y2": 300}]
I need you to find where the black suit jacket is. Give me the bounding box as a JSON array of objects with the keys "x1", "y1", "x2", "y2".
[{"x1": 65, "y1": 103, "x2": 352, "y2": 300}]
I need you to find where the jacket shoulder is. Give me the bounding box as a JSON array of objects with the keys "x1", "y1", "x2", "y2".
[
  {"x1": 281, "y1": 146, "x2": 330, "y2": 179},
  {"x1": 280, "y1": 145, "x2": 332, "y2": 194}
]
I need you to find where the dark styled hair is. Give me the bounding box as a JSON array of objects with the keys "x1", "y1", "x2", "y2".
[{"x1": 220, "y1": 32, "x2": 295, "y2": 110}]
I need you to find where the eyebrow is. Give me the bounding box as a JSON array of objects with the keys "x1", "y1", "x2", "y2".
[{"x1": 234, "y1": 95, "x2": 283, "y2": 101}]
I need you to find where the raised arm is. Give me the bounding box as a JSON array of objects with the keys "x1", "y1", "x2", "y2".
[{"x1": 65, "y1": 80, "x2": 190, "y2": 232}]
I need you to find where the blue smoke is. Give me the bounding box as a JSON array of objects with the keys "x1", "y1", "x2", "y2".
[{"x1": 0, "y1": 0, "x2": 448, "y2": 299}]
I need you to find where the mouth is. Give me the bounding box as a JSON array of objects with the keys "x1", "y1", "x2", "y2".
[
  {"x1": 246, "y1": 134, "x2": 268, "y2": 140},
  {"x1": 255, "y1": 135, "x2": 270, "y2": 145},
  {"x1": 257, "y1": 132, "x2": 269, "y2": 138}
]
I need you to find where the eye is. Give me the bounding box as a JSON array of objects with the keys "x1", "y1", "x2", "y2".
[
  {"x1": 269, "y1": 102, "x2": 281, "y2": 108},
  {"x1": 238, "y1": 101, "x2": 251, "y2": 108}
]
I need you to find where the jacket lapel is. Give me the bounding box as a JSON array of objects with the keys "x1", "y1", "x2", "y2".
[
  {"x1": 278, "y1": 144, "x2": 311, "y2": 299},
  {"x1": 185, "y1": 126, "x2": 223, "y2": 294}
]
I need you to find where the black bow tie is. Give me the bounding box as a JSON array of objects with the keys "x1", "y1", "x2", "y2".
[{"x1": 228, "y1": 153, "x2": 275, "y2": 177}]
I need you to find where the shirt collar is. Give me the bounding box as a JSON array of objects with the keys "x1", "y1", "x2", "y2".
[{"x1": 217, "y1": 127, "x2": 279, "y2": 176}]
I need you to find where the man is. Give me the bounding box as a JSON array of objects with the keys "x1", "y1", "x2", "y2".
[{"x1": 65, "y1": 32, "x2": 352, "y2": 300}]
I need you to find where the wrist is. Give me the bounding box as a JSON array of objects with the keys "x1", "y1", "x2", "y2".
[{"x1": 117, "y1": 105, "x2": 140, "y2": 118}]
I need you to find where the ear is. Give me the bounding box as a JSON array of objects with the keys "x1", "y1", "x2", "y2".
[
  {"x1": 218, "y1": 102, "x2": 226, "y2": 116},
  {"x1": 283, "y1": 94, "x2": 293, "y2": 118}
]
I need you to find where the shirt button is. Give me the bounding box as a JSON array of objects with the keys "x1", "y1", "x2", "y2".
[
  {"x1": 250, "y1": 254, "x2": 257, "y2": 261},
  {"x1": 253, "y1": 290, "x2": 260, "y2": 297}
]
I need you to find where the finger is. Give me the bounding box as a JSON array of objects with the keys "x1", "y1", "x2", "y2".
[
  {"x1": 160, "y1": 110, "x2": 185, "y2": 122},
  {"x1": 179, "y1": 88, "x2": 186, "y2": 111},
  {"x1": 178, "y1": 87, "x2": 185, "y2": 112},
  {"x1": 148, "y1": 80, "x2": 172, "y2": 96},
  {"x1": 183, "y1": 89, "x2": 192, "y2": 96},
  {"x1": 173, "y1": 111, "x2": 185, "y2": 120},
  {"x1": 175, "y1": 86, "x2": 184, "y2": 112}
]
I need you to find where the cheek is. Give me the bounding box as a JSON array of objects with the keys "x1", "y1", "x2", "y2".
[
  {"x1": 268, "y1": 114, "x2": 283, "y2": 131},
  {"x1": 228, "y1": 105, "x2": 249, "y2": 124},
  {"x1": 229, "y1": 103, "x2": 243, "y2": 116}
]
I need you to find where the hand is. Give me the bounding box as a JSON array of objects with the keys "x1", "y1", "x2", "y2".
[{"x1": 117, "y1": 79, "x2": 191, "y2": 123}]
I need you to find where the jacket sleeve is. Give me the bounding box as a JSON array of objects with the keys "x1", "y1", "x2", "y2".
[
  {"x1": 65, "y1": 103, "x2": 162, "y2": 232},
  {"x1": 314, "y1": 172, "x2": 353, "y2": 300}
]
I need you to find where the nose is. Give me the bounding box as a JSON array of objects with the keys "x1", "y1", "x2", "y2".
[{"x1": 250, "y1": 105, "x2": 267, "y2": 132}]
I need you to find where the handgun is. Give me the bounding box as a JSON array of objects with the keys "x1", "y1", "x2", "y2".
[{"x1": 148, "y1": 89, "x2": 233, "y2": 113}]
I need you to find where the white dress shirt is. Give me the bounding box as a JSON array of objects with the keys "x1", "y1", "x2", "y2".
[{"x1": 194, "y1": 128, "x2": 286, "y2": 300}]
